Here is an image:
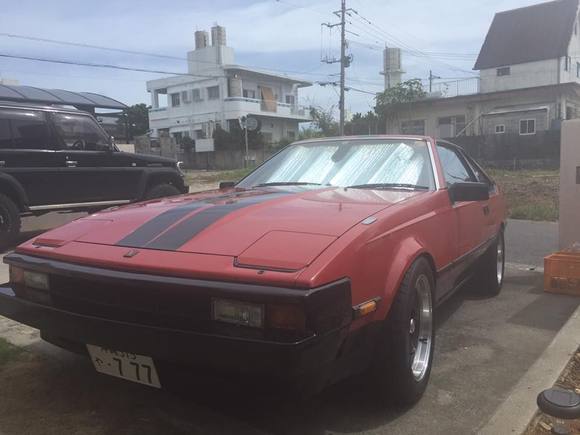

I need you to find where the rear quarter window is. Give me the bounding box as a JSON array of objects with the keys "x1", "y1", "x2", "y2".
[
  {"x1": 0, "y1": 117, "x2": 10, "y2": 149},
  {"x1": 0, "y1": 108, "x2": 51, "y2": 150}
]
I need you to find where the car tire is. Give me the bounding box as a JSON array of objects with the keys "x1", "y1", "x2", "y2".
[
  {"x1": 372, "y1": 257, "x2": 435, "y2": 407},
  {"x1": 145, "y1": 183, "x2": 181, "y2": 200},
  {"x1": 474, "y1": 230, "x2": 505, "y2": 296},
  {"x1": 0, "y1": 193, "x2": 21, "y2": 250}
]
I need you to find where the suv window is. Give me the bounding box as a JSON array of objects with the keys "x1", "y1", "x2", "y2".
[
  {"x1": 0, "y1": 118, "x2": 10, "y2": 149},
  {"x1": 52, "y1": 113, "x2": 110, "y2": 151},
  {"x1": 0, "y1": 108, "x2": 51, "y2": 149},
  {"x1": 436, "y1": 145, "x2": 475, "y2": 186}
]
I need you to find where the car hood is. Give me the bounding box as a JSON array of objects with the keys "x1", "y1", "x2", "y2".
[{"x1": 30, "y1": 187, "x2": 424, "y2": 270}]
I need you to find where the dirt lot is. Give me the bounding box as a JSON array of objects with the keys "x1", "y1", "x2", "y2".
[
  {"x1": 184, "y1": 168, "x2": 251, "y2": 192},
  {"x1": 487, "y1": 169, "x2": 559, "y2": 222}
]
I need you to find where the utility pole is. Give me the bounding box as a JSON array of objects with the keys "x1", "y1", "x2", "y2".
[
  {"x1": 339, "y1": 0, "x2": 346, "y2": 136},
  {"x1": 322, "y1": 1, "x2": 352, "y2": 136},
  {"x1": 429, "y1": 70, "x2": 441, "y2": 93}
]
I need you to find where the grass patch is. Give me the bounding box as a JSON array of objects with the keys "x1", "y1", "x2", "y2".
[
  {"x1": 0, "y1": 337, "x2": 21, "y2": 366},
  {"x1": 185, "y1": 168, "x2": 253, "y2": 185},
  {"x1": 487, "y1": 169, "x2": 559, "y2": 222}
]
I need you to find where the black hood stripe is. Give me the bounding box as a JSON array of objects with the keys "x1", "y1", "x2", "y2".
[
  {"x1": 116, "y1": 191, "x2": 287, "y2": 250},
  {"x1": 144, "y1": 192, "x2": 287, "y2": 251},
  {"x1": 117, "y1": 203, "x2": 204, "y2": 248}
]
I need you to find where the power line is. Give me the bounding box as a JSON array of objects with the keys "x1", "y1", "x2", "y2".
[
  {"x1": 346, "y1": 10, "x2": 478, "y2": 75},
  {"x1": 0, "y1": 53, "x2": 221, "y2": 78},
  {"x1": 0, "y1": 32, "x2": 333, "y2": 81}
]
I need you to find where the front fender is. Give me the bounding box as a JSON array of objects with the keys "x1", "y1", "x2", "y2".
[
  {"x1": 0, "y1": 172, "x2": 29, "y2": 210},
  {"x1": 376, "y1": 236, "x2": 431, "y2": 320},
  {"x1": 135, "y1": 168, "x2": 187, "y2": 200}
]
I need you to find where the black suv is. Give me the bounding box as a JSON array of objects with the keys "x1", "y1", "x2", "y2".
[{"x1": 0, "y1": 102, "x2": 188, "y2": 245}]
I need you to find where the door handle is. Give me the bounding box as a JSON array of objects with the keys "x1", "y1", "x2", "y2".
[
  {"x1": 0, "y1": 161, "x2": 5, "y2": 167},
  {"x1": 483, "y1": 205, "x2": 490, "y2": 216},
  {"x1": 66, "y1": 160, "x2": 78, "y2": 167}
]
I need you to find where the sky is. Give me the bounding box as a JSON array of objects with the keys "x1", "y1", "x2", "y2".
[{"x1": 0, "y1": 0, "x2": 546, "y2": 115}]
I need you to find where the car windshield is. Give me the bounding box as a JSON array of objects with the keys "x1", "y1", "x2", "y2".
[{"x1": 237, "y1": 139, "x2": 436, "y2": 190}]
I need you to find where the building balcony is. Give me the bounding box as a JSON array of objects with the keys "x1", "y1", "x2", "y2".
[
  {"x1": 223, "y1": 97, "x2": 311, "y2": 121},
  {"x1": 149, "y1": 107, "x2": 168, "y2": 121}
]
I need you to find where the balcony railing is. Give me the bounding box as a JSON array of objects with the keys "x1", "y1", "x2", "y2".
[
  {"x1": 224, "y1": 97, "x2": 310, "y2": 118},
  {"x1": 429, "y1": 77, "x2": 480, "y2": 98}
]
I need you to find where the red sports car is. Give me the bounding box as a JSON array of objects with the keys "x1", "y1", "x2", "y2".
[{"x1": 0, "y1": 136, "x2": 506, "y2": 405}]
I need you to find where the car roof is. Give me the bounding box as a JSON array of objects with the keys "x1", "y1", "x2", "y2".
[
  {"x1": 0, "y1": 100, "x2": 88, "y2": 115},
  {"x1": 291, "y1": 135, "x2": 431, "y2": 145},
  {"x1": 291, "y1": 135, "x2": 465, "y2": 151}
]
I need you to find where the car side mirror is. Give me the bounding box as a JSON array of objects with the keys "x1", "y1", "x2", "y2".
[
  {"x1": 219, "y1": 181, "x2": 236, "y2": 189},
  {"x1": 448, "y1": 182, "x2": 490, "y2": 202}
]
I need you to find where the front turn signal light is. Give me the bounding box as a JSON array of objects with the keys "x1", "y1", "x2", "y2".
[
  {"x1": 268, "y1": 304, "x2": 306, "y2": 331},
  {"x1": 9, "y1": 266, "x2": 24, "y2": 285}
]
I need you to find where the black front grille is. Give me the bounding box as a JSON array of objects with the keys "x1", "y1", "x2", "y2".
[{"x1": 49, "y1": 275, "x2": 213, "y2": 333}]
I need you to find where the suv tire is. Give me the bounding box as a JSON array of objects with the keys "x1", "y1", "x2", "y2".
[
  {"x1": 145, "y1": 183, "x2": 182, "y2": 200},
  {"x1": 0, "y1": 193, "x2": 21, "y2": 250},
  {"x1": 372, "y1": 257, "x2": 435, "y2": 407}
]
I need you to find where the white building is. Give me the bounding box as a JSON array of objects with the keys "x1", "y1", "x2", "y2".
[
  {"x1": 387, "y1": 0, "x2": 580, "y2": 138},
  {"x1": 146, "y1": 25, "x2": 312, "y2": 146}
]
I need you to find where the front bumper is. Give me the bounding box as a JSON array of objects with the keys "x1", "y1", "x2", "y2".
[
  {"x1": 0, "y1": 286, "x2": 345, "y2": 378},
  {"x1": 0, "y1": 253, "x2": 352, "y2": 380}
]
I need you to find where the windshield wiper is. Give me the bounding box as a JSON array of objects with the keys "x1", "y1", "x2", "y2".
[
  {"x1": 347, "y1": 183, "x2": 430, "y2": 191},
  {"x1": 253, "y1": 182, "x2": 326, "y2": 188}
]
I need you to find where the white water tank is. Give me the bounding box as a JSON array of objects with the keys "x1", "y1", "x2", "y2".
[
  {"x1": 211, "y1": 25, "x2": 226, "y2": 47},
  {"x1": 195, "y1": 31, "x2": 209, "y2": 50},
  {"x1": 382, "y1": 47, "x2": 404, "y2": 89}
]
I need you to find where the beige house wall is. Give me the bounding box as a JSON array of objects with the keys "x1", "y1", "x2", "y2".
[{"x1": 559, "y1": 119, "x2": 580, "y2": 249}]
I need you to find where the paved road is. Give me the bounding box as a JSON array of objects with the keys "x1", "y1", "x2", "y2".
[
  {"x1": 0, "y1": 219, "x2": 576, "y2": 435},
  {"x1": 505, "y1": 219, "x2": 559, "y2": 269}
]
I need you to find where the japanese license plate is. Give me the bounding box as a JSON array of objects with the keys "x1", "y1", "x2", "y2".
[{"x1": 86, "y1": 344, "x2": 161, "y2": 388}]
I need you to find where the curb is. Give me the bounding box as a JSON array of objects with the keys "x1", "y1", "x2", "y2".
[{"x1": 479, "y1": 303, "x2": 580, "y2": 434}]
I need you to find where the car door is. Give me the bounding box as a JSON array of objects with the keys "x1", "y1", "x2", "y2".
[
  {"x1": 464, "y1": 154, "x2": 503, "y2": 242},
  {"x1": 436, "y1": 144, "x2": 488, "y2": 280},
  {"x1": 51, "y1": 112, "x2": 143, "y2": 204},
  {"x1": 0, "y1": 107, "x2": 66, "y2": 206}
]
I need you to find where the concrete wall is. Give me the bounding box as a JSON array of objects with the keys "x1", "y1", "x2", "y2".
[
  {"x1": 559, "y1": 119, "x2": 580, "y2": 249},
  {"x1": 480, "y1": 59, "x2": 560, "y2": 93},
  {"x1": 482, "y1": 109, "x2": 550, "y2": 135}
]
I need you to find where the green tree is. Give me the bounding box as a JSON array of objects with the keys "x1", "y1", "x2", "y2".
[
  {"x1": 345, "y1": 111, "x2": 380, "y2": 135},
  {"x1": 118, "y1": 103, "x2": 150, "y2": 138},
  {"x1": 374, "y1": 79, "x2": 426, "y2": 132},
  {"x1": 309, "y1": 106, "x2": 339, "y2": 137},
  {"x1": 213, "y1": 122, "x2": 265, "y2": 151}
]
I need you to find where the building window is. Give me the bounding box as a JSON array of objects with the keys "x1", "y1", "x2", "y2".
[
  {"x1": 438, "y1": 115, "x2": 466, "y2": 138},
  {"x1": 243, "y1": 89, "x2": 256, "y2": 99},
  {"x1": 285, "y1": 95, "x2": 296, "y2": 105},
  {"x1": 497, "y1": 67, "x2": 511, "y2": 76},
  {"x1": 565, "y1": 56, "x2": 572, "y2": 71},
  {"x1": 401, "y1": 119, "x2": 425, "y2": 135},
  {"x1": 495, "y1": 124, "x2": 506, "y2": 134},
  {"x1": 576, "y1": 62, "x2": 580, "y2": 78},
  {"x1": 192, "y1": 89, "x2": 202, "y2": 102},
  {"x1": 207, "y1": 86, "x2": 220, "y2": 100},
  {"x1": 170, "y1": 93, "x2": 180, "y2": 107},
  {"x1": 181, "y1": 90, "x2": 191, "y2": 104},
  {"x1": 519, "y1": 119, "x2": 536, "y2": 135},
  {"x1": 287, "y1": 131, "x2": 296, "y2": 140}
]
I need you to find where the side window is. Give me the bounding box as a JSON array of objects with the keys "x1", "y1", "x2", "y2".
[
  {"x1": 436, "y1": 145, "x2": 475, "y2": 186},
  {"x1": 0, "y1": 117, "x2": 11, "y2": 149},
  {"x1": 0, "y1": 109, "x2": 50, "y2": 150},
  {"x1": 52, "y1": 113, "x2": 110, "y2": 151}
]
